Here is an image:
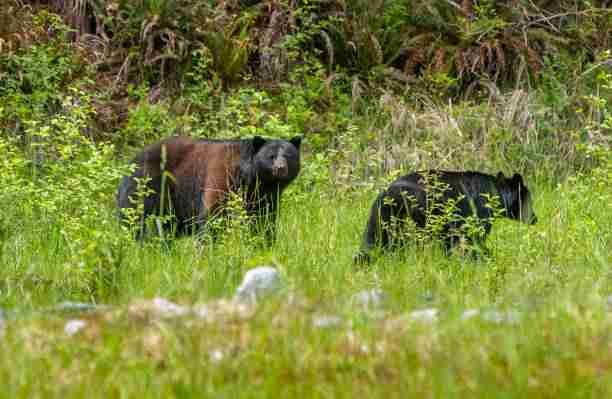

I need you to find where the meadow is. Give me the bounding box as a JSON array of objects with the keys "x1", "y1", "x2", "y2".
[
  {"x1": 0, "y1": 137, "x2": 610, "y2": 397},
  {"x1": 1, "y1": 1, "x2": 611, "y2": 397}
]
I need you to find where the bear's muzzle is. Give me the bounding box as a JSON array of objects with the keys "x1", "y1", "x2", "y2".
[{"x1": 272, "y1": 158, "x2": 288, "y2": 178}]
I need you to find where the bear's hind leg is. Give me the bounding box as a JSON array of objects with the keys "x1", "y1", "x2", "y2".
[{"x1": 355, "y1": 190, "x2": 406, "y2": 264}]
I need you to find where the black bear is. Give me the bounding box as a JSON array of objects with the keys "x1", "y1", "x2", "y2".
[
  {"x1": 355, "y1": 170, "x2": 537, "y2": 263},
  {"x1": 117, "y1": 135, "x2": 302, "y2": 241}
]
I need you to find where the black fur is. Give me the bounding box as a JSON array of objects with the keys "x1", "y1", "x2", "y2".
[
  {"x1": 117, "y1": 135, "x2": 301, "y2": 241},
  {"x1": 355, "y1": 170, "x2": 537, "y2": 263},
  {"x1": 240, "y1": 136, "x2": 302, "y2": 242}
]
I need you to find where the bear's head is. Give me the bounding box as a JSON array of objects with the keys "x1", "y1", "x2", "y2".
[
  {"x1": 497, "y1": 172, "x2": 537, "y2": 225},
  {"x1": 250, "y1": 135, "x2": 302, "y2": 185}
]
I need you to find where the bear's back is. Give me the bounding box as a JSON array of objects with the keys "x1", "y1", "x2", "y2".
[
  {"x1": 135, "y1": 136, "x2": 242, "y2": 181},
  {"x1": 172, "y1": 139, "x2": 242, "y2": 189}
]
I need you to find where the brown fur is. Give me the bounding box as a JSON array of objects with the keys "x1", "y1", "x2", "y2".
[
  {"x1": 159, "y1": 138, "x2": 242, "y2": 215},
  {"x1": 117, "y1": 135, "x2": 302, "y2": 240}
]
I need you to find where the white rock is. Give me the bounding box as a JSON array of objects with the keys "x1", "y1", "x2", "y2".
[
  {"x1": 408, "y1": 308, "x2": 439, "y2": 324},
  {"x1": 234, "y1": 266, "x2": 283, "y2": 304},
  {"x1": 127, "y1": 297, "x2": 189, "y2": 321},
  {"x1": 461, "y1": 309, "x2": 480, "y2": 321},
  {"x1": 152, "y1": 297, "x2": 189, "y2": 318},
  {"x1": 64, "y1": 319, "x2": 87, "y2": 336},
  {"x1": 352, "y1": 289, "x2": 386, "y2": 309},
  {"x1": 209, "y1": 349, "x2": 225, "y2": 363},
  {"x1": 312, "y1": 315, "x2": 343, "y2": 329}
]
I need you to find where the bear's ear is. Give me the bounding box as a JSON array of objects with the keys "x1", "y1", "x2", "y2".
[
  {"x1": 252, "y1": 136, "x2": 267, "y2": 153},
  {"x1": 496, "y1": 172, "x2": 505, "y2": 182},
  {"x1": 511, "y1": 173, "x2": 523, "y2": 185},
  {"x1": 289, "y1": 135, "x2": 302, "y2": 150}
]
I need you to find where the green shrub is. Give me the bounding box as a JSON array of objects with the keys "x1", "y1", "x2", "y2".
[
  {"x1": 0, "y1": 11, "x2": 85, "y2": 138},
  {"x1": 120, "y1": 90, "x2": 180, "y2": 147},
  {"x1": 0, "y1": 90, "x2": 130, "y2": 300}
]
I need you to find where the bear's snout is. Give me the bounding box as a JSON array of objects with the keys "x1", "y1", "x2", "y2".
[{"x1": 272, "y1": 157, "x2": 288, "y2": 177}]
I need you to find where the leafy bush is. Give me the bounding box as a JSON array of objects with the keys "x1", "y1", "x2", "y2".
[
  {"x1": 120, "y1": 86, "x2": 181, "y2": 147},
  {"x1": 0, "y1": 11, "x2": 86, "y2": 137},
  {"x1": 300, "y1": 0, "x2": 612, "y2": 98},
  {"x1": 0, "y1": 90, "x2": 129, "y2": 299}
]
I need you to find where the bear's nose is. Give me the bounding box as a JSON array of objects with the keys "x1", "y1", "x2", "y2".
[{"x1": 272, "y1": 158, "x2": 288, "y2": 177}]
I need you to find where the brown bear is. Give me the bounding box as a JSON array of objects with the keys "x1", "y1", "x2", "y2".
[{"x1": 117, "y1": 135, "x2": 302, "y2": 241}]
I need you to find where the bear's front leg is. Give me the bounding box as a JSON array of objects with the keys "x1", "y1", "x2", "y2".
[{"x1": 191, "y1": 189, "x2": 224, "y2": 239}]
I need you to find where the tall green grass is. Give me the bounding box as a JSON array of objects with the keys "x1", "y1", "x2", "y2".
[{"x1": 0, "y1": 159, "x2": 610, "y2": 397}]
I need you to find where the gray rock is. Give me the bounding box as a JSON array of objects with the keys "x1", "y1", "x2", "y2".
[
  {"x1": 151, "y1": 297, "x2": 189, "y2": 318},
  {"x1": 352, "y1": 289, "x2": 386, "y2": 309},
  {"x1": 607, "y1": 295, "x2": 612, "y2": 310},
  {"x1": 64, "y1": 319, "x2": 87, "y2": 336},
  {"x1": 128, "y1": 297, "x2": 189, "y2": 320},
  {"x1": 235, "y1": 266, "x2": 283, "y2": 304},
  {"x1": 312, "y1": 315, "x2": 343, "y2": 329}
]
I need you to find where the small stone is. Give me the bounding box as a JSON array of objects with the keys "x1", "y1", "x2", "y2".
[
  {"x1": 152, "y1": 297, "x2": 189, "y2": 318},
  {"x1": 384, "y1": 310, "x2": 439, "y2": 331},
  {"x1": 460, "y1": 309, "x2": 521, "y2": 325},
  {"x1": 64, "y1": 319, "x2": 87, "y2": 336},
  {"x1": 408, "y1": 308, "x2": 439, "y2": 324},
  {"x1": 128, "y1": 297, "x2": 189, "y2": 320},
  {"x1": 352, "y1": 289, "x2": 386, "y2": 309},
  {"x1": 606, "y1": 295, "x2": 612, "y2": 310},
  {"x1": 234, "y1": 266, "x2": 283, "y2": 304},
  {"x1": 312, "y1": 315, "x2": 343, "y2": 329},
  {"x1": 209, "y1": 349, "x2": 225, "y2": 363},
  {"x1": 461, "y1": 309, "x2": 480, "y2": 320},
  {"x1": 481, "y1": 310, "x2": 521, "y2": 325},
  {"x1": 193, "y1": 299, "x2": 254, "y2": 323}
]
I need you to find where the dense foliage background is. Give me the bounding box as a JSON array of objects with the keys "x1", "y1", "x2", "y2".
[{"x1": 1, "y1": 1, "x2": 610, "y2": 162}]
